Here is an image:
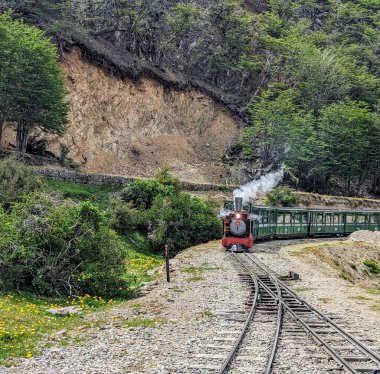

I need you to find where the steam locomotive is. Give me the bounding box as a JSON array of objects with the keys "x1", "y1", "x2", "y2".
[
  {"x1": 221, "y1": 197, "x2": 380, "y2": 252},
  {"x1": 221, "y1": 197, "x2": 254, "y2": 252}
]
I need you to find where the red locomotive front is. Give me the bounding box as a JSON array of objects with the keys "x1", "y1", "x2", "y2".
[{"x1": 221, "y1": 197, "x2": 254, "y2": 252}]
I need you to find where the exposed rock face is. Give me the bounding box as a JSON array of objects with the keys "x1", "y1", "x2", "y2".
[{"x1": 41, "y1": 49, "x2": 242, "y2": 184}]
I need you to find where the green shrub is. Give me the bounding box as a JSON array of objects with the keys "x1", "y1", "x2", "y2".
[
  {"x1": 363, "y1": 259, "x2": 380, "y2": 274},
  {"x1": 0, "y1": 159, "x2": 41, "y2": 208},
  {"x1": 122, "y1": 179, "x2": 176, "y2": 209},
  {"x1": 154, "y1": 166, "x2": 181, "y2": 192},
  {"x1": 0, "y1": 195, "x2": 128, "y2": 297},
  {"x1": 265, "y1": 186, "x2": 297, "y2": 207},
  {"x1": 110, "y1": 198, "x2": 139, "y2": 235},
  {"x1": 141, "y1": 193, "x2": 221, "y2": 256}
]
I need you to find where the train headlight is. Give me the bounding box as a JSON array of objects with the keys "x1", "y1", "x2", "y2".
[{"x1": 235, "y1": 213, "x2": 241, "y2": 219}]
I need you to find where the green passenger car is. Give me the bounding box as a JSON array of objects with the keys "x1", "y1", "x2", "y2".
[
  {"x1": 251, "y1": 206, "x2": 380, "y2": 238},
  {"x1": 223, "y1": 202, "x2": 380, "y2": 239}
]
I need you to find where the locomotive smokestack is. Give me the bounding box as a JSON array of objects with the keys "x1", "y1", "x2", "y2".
[{"x1": 234, "y1": 197, "x2": 243, "y2": 212}]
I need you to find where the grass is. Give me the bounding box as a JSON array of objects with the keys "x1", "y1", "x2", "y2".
[
  {"x1": 370, "y1": 303, "x2": 380, "y2": 312},
  {"x1": 201, "y1": 310, "x2": 214, "y2": 318},
  {"x1": 366, "y1": 288, "x2": 380, "y2": 295},
  {"x1": 181, "y1": 266, "x2": 200, "y2": 275},
  {"x1": 187, "y1": 276, "x2": 204, "y2": 282},
  {"x1": 130, "y1": 303, "x2": 144, "y2": 310},
  {"x1": 340, "y1": 270, "x2": 354, "y2": 283},
  {"x1": 0, "y1": 180, "x2": 166, "y2": 366},
  {"x1": 123, "y1": 233, "x2": 164, "y2": 288},
  {"x1": 0, "y1": 293, "x2": 113, "y2": 366},
  {"x1": 349, "y1": 295, "x2": 371, "y2": 300},
  {"x1": 181, "y1": 262, "x2": 219, "y2": 283},
  {"x1": 124, "y1": 317, "x2": 164, "y2": 328},
  {"x1": 0, "y1": 233, "x2": 163, "y2": 366},
  {"x1": 181, "y1": 262, "x2": 220, "y2": 282},
  {"x1": 43, "y1": 179, "x2": 121, "y2": 207},
  {"x1": 363, "y1": 259, "x2": 380, "y2": 274},
  {"x1": 171, "y1": 287, "x2": 185, "y2": 293}
]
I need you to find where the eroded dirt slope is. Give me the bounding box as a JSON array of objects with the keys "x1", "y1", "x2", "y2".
[{"x1": 11, "y1": 49, "x2": 241, "y2": 184}]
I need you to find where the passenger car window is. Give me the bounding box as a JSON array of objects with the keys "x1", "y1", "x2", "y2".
[{"x1": 357, "y1": 215, "x2": 366, "y2": 224}]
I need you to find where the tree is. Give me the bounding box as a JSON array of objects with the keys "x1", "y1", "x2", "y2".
[
  {"x1": 243, "y1": 86, "x2": 302, "y2": 167},
  {"x1": 0, "y1": 13, "x2": 69, "y2": 154},
  {"x1": 0, "y1": 13, "x2": 16, "y2": 149},
  {"x1": 319, "y1": 101, "x2": 379, "y2": 194}
]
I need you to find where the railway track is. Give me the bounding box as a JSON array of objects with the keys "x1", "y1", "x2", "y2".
[{"x1": 192, "y1": 252, "x2": 380, "y2": 374}]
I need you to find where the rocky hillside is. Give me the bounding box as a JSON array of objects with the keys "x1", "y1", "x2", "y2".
[
  {"x1": 1, "y1": 0, "x2": 379, "y2": 194},
  {"x1": 3, "y1": 48, "x2": 242, "y2": 184}
]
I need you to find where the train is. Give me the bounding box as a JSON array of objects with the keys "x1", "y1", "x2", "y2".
[{"x1": 221, "y1": 197, "x2": 380, "y2": 252}]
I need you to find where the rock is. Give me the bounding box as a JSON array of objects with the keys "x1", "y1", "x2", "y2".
[
  {"x1": 48, "y1": 306, "x2": 83, "y2": 316},
  {"x1": 348, "y1": 230, "x2": 380, "y2": 246},
  {"x1": 53, "y1": 329, "x2": 67, "y2": 336}
]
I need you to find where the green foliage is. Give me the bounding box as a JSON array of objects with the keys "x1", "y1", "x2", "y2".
[
  {"x1": 363, "y1": 259, "x2": 380, "y2": 274},
  {"x1": 42, "y1": 179, "x2": 120, "y2": 207},
  {"x1": 121, "y1": 179, "x2": 176, "y2": 209},
  {"x1": 167, "y1": 3, "x2": 202, "y2": 41},
  {"x1": 0, "y1": 13, "x2": 68, "y2": 153},
  {"x1": 0, "y1": 159, "x2": 41, "y2": 208},
  {"x1": 239, "y1": 0, "x2": 380, "y2": 194},
  {"x1": 0, "y1": 195, "x2": 128, "y2": 298},
  {"x1": 265, "y1": 186, "x2": 297, "y2": 206},
  {"x1": 110, "y1": 199, "x2": 139, "y2": 235},
  {"x1": 154, "y1": 166, "x2": 181, "y2": 192},
  {"x1": 118, "y1": 169, "x2": 220, "y2": 256},
  {"x1": 142, "y1": 192, "x2": 221, "y2": 256}
]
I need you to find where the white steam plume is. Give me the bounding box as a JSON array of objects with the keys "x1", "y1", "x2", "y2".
[{"x1": 233, "y1": 168, "x2": 284, "y2": 203}]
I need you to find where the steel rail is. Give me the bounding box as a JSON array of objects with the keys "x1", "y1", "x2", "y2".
[
  {"x1": 231, "y1": 254, "x2": 284, "y2": 374},
  {"x1": 264, "y1": 280, "x2": 283, "y2": 374},
  {"x1": 246, "y1": 253, "x2": 380, "y2": 366},
  {"x1": 242, "y1": 253, "x2": 380, "y2": 373},
  {"x1": 237, "y1": 254, "x2": 359, "y2": 373},
  {"x1": 217, "y1": 254, "x2": 260, "y2": 374}
]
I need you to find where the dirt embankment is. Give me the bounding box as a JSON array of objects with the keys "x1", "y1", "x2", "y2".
[
  {"x1": 2, "y1": 48, "x2": 242, "y2": 185},
  {"x1": 283, "y1": 231, "x2": 380, "y2": 296}
]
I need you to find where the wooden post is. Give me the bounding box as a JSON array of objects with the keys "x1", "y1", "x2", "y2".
[{"x1": 165, "y1": 244, "x2": 170, "y2": 282}]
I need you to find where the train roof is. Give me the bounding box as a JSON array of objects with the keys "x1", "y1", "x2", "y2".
[
  {"x1": 223, "y1": 201, "x2": 380, "y2": 213},
  {"x1": 251, "y1": 205, "x2": 380, "y2": 213}
]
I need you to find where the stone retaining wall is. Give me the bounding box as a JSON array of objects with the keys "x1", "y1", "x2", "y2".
[{"x1": 34, "y1": 168, "x2": 238, "y2": 192}]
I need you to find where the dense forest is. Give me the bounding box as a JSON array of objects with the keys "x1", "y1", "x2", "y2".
[{"x1": 0, "y1": 0, "x2": 379, "y2": 195}]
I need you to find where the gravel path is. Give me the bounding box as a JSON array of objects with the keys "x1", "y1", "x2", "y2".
[{"x1": 2, "y1": 237, "x2": 379, "y2": 374}]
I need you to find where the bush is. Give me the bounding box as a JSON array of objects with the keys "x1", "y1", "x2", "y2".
[
  {"x1": 265, "y1": 186, "x2": 297, "y2": 206},
  {"x1": 0, "y1": 159, "x2": 41, "y2": 208},
  {"x1": 363, "y1": 259, "x2": 380, "y2": 274},
  {"x1": 141, "y1": 193, "x2": 221, "y2": 256},
  {"x1": 0, "y1": 195, "x2": 128, "y2": 297},
  {"x1": 110, "y1": 198, "x2": 139, "y2": 235},
  {"x1": 122, "y1": 179, "x2": 177, "y2": 209},
  {"x1": 154, "y1": 166, "x2": 181, "y2": 192}
]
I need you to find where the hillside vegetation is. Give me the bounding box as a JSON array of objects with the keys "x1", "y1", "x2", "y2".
[
  {"x1": 0, "y1": 159, "x2": 220, "y2": 363},
  {"x1": 0, "y1": 160, "x2": 219, "y2": 297},
  {"x1": 0, "y1": 1, "x2": 379, "y2": 195}
]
